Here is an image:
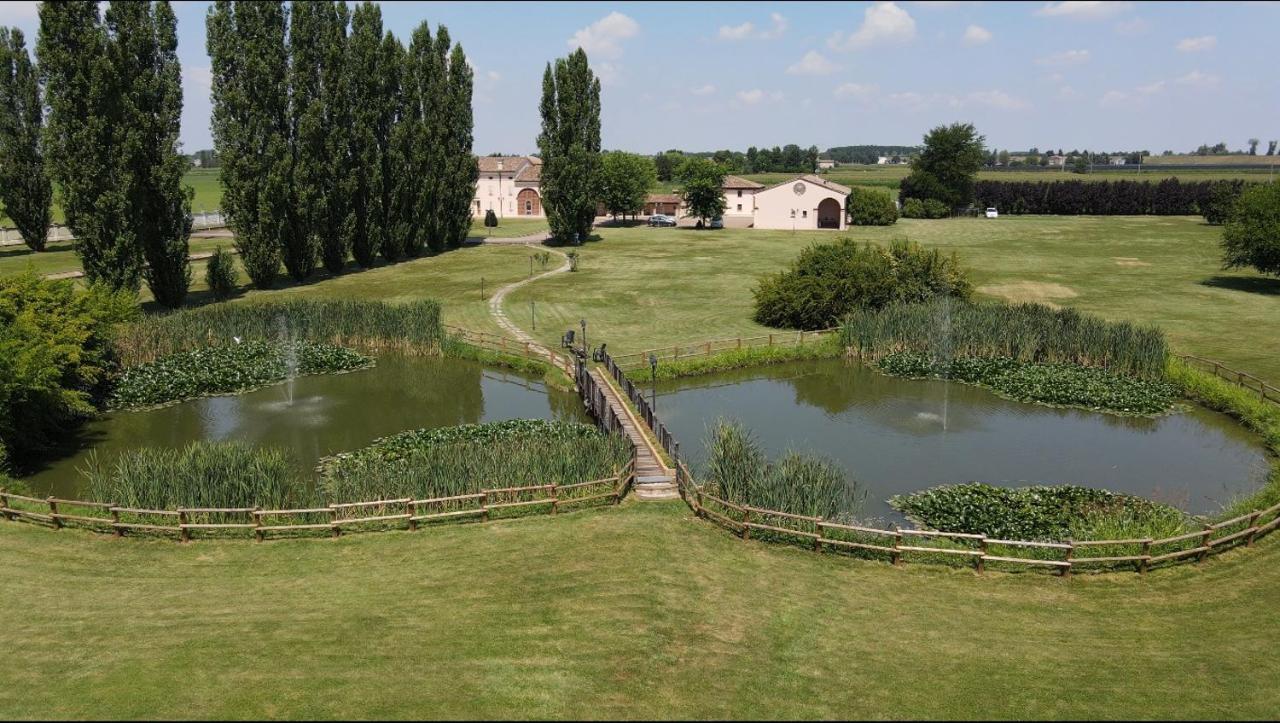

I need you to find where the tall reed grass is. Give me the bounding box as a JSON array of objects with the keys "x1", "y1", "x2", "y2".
[
  {"x1": 83, "y1": 442, "x2": 303, "y2": 510},
  {"x1": 703, "y1": 420, "x2": 864, "y2": 521},
  {"x1": 319, "y1": 420, "x2": 631, "y2": 501},
  {"x1": 112, "y1": 299, "x2": 444, "y2": 366},
  {"x1": 839, "y1": 299, "x2": 1168, "y2": 379}
]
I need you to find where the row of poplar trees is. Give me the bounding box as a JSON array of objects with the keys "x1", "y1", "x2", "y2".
[
  {"x1": 207, "y1": 1, "x2": 478, "y2": 289},
  {"x1": 0, "y1": 2, "x2": 192, "y2": 307}
]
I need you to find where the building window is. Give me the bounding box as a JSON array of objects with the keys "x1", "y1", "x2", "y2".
[
  {"x1": 790, "y1": 209, "x2": 796, "y2": 218},
  {"x1": 802, "y1": 210, "x2": 808, "y2": 218},
  {"x1": 737, "y1": 190, "x2": 742, "y2": 197},
  {"x1": 488, "y1": 186, "x2": 493, "y2": 196},
  {"x1": 525, "y1": 200, "x2": 532, "y2": 214},
  {"x1": 736, "y1": 204, "x2": 742, "y2": 211}
]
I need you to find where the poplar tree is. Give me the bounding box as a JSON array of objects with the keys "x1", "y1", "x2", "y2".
[
  {"x1": 377, "y1": 31, "x2": 405, "y2": 263},
  {"x1": 348, "y1": 2, "x2": 385, "y2": 267},
  {"x1": 0, "y1": 28, "x2": 52, "y2": 252},
  {"x1": 108, "y1": 1, "x2": 192, "y2": 308},
  {"x1": 207, "y1": 0, "x2": 291, "y2": 288},
  {"x1": 319, "y1": 1, "x2": 355, "y2": 273},
  {"x1": 392, "y1": 24, "x2": 428, "y2": 258},
  {"x1": 441, "y1": 43, "x2": 478, "y2": 249},
  {"x1": 39, "y1": 1, "x2": 139, "y2": 290},
  {"x1": 285, "y1": 0, "x2": 323, "y2": 280},
  {"x1": 537, "y1": 48, "x2": 601, "y2": 244}
]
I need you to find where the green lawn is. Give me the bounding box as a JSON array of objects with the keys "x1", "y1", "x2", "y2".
[{"x1": 3, "y1": 500, "x2": 1280, "y2": 719}]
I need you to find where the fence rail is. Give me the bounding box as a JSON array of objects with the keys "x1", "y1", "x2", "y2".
[
  {"x1": 0, "y1": 468, "x2": 633, "y2": 543},
  {"x1": 1177, "y1": 354, "x2": 1280, "y2": 406},
  {"x1": 610, "y1": 328, "x2": 837, "y2": 371}
]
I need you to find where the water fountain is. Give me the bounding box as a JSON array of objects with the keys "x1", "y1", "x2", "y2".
[{"x1": 278, "y1": 315, "x2": 297, "y2": 406}]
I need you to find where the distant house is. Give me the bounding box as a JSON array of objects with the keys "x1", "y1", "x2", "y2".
[
  {"x1": 473, "y1": 155, "x2": 543, "y2": 218},
  {"x1": 1110, "y1": 157, "x2": 1127, "y2": 166},
  {"x1": 817, "y1": 158, "x2": 837, "y2": 170},
  {"x1": 751, "y1": 175, "x2": 851, "y2": 231},
  {"x1": 643, "y1": 193, "x2": 681, "y2": 216},
  {"x1": 1047, "y1": 155, "x2": 1067, "y2": 167},
  {"x1": 722, "y1": 175, "x2": 766, "y2": 219},
  {"x1": 876, "y1": 156, "x2": 906, "y2": 165}
]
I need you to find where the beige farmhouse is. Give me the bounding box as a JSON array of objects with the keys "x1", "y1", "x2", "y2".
[
  {"x1": 749, "y1": 175, "x2": 850, "y2": 230},
  {"x1": 473, "y1": 155, "x2": 543, "y2": 218}
]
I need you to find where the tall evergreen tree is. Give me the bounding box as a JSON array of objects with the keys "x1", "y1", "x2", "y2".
[
  {"x1": 376, "y1": 30, "x2": 405, "y2": 263},
  {"x1": 409, "y1": 23, "x2": 444, "y2": 255},
  {"x1": 207, "y1": 0, "x2": 291, "y2": 288},
  {"x1": 537, "y1": 48, "x2": 601, "y2": 244},
  {"x1": 285, "y1": 0, "x2": 323, "y2": 280},
  {"x1": 39, "y1": 1, "x2": 140, "y2": 291},
  {"x1": 108, "y1": 1, "x2": 192, "y2": 308},
  {"x1": 348, "y1": 2, "x2": 385, "y2": 267},
  {"x1": 440, "y1": 42, "x2": 476, "y2": 249},
  {"x1": 0, "y1": 28, "x2": 52, "y2": 252},
  {"x1": 319, "y1": 1, "x2": 355, "y2": 273},
  {"x1": 388, "y1": 31, "x2": 421, "y2": 258}
]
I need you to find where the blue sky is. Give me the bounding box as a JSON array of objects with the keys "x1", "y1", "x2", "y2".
[{"x1": 2, "y1": 1, "x2": 1277, "y2": 154}]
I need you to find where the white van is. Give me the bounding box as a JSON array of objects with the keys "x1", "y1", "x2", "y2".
[{"x1": 985, "y1": 207, "x2": 999, "y2": 219}]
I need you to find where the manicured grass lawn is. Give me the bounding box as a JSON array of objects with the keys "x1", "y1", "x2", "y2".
[
  {"x1": 470, "y1": 216, "x2": 549, "y2": 238},
  {"x1": 0, "y1": 169, "x2": 225, "y2": 228},
  {"x1": 3, "y1": 501, "x2": 1280, "y2": 719},
  {"x1": 506, "y1": 217, "x2": 1280, "y2": 383},
  {"x1": 0, "y1": 234, "x2": 231, "y2": 279}
]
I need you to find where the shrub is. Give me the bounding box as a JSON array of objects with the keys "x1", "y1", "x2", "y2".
[
  {"x1": 703, "y1": 419, "x2": 864, "y2": 521},
  {"x1": 483, "y1": 209, "x2": 498, "y2": 228},
  {"x1": 111, "y1": 299, "x2": 443, "y2": 366},
  {"x1": 752, "y1": 239, "x2": 972, "y2": 330},
  {"x1": 1221, "y1": 182, "x2": 1280, "y2": 277},
  {"x1": 890, "y1": 482, "x2": 1187, "y2": 541},
  {"x1": 973, "y1": 178, "x2": 1250, "y2": 216},
  {"x1": 319, "y1": 419, "x2": 631, "y2": 501},
  {"x1": 84, "y1": 441, "x2": 302, "y2": 509},
  {"x1": 1203, "y1": 181, "x2": 1245, "y2": 225},
  {"x1": 109, "y1": 340, "x2": 372, "y2": 409},
  {"x1": 204, "y1": 246, "x2": 238, "y2": 301},
  {"x1": 878, "y1": 351, "x2": 1179, "y2": 415},
  {"x1": 846, "y1": 187, "x2": 898, "y2": 226},
  {"x1": 839, "y1": 299, "x2": 1169, "y2": 379},
  {"x1": 901, "y1": 197, "x2": 948, "y2": 218},
  {"x1": 0, "y1": 273, "x2": 137, "y2": 466}
]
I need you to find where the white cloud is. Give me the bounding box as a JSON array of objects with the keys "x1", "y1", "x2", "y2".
[
  {"x1": 962, "y1": 24, "x2": 992, "y2": 46},
  {"x1": 183, "y1": 66, "x2": 213, "y2": 94},
  {"x1": 1036, "y1": 49, "x2": 1091, "y2": 66},
  {"x1": 1176, "y1": 35, "x2": 1217, "y2": 52},
  {"x1": 833, "y1": 82, "x2": 880, "y2": 100},
  {"x1": 1176, "y1": 70, "x2": 1220, "y2": 89},
  {"x1": 1036, "y1": 2, "x2": 1132, "y2": 21},
  {"x1": 1114, "y1": 17, "x2": 1149, "y2": 35},
  {"x1": 1136, "y1": 80, "x2": 1165, "y2": 95},
  {"x1": 736, "y1": 89, "x2": 783, "y2": 105},
  {"x1": 1099, "y1": 90, "x2": 1130, "y2": 107},
  {"x1": 690, "y1": 84, "x2": 717, "y2": 96},
  {"x1": 594, "y1": 62, "x2": 620, "y2": 86},
  {"x1": 828, "y1": 2, "x2": 917, "y2": 52},
  {"x1": 486, "y1": 70, "x2": 501, "y2": 82},
  {"x1": 965, "y1": 89, "x2": 1030, "y2": 110},
  {"x1": 0, "y1": 1, "x2": 38, "y2": 24},
  {"x1": 1056, "y1": 85, "x2": 1082, "y2": 100},
  {"x1": 719, "y1": 13, "x2": 788, "y2": 41},
  {"x1": 568, "y1": 12, "x2": 639, "y2": 60},
  {"x1": 718, "y1": 21, "x2": 755, "y2": 40},
  {"x1": 786, "y1": 50, "x2": 839, "y2": 76}
]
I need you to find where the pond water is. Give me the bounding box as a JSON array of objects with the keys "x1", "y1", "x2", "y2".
[
  {"x1": 24, "y1": 355, "x2": 587, "y2": 499},
  {"x1": 649, "y1": 359, "x2": 1272, "y2": 520}
]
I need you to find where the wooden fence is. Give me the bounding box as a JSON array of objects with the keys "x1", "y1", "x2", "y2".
[
  {"x1": 610, "y1": 328, "x2": 837, "y2": 372},
  {"x1": 1178, "y1": 354, "x2": 1280, "y2": 407},
  {"x1": 0, "y1": 464, "x2": 634, "y2": 542}
]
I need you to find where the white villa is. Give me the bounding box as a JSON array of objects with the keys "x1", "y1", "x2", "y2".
[
  {"x1": 473, "y1": 155, "x2": 544, "y2": 218},
  {"x1": 470, "y1": 157, "x2": 849, "y2": 230}
]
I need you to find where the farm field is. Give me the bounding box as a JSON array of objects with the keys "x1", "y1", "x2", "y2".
[{"x1": 4, "y1": 499, "x2": 1280, "y2": 719}]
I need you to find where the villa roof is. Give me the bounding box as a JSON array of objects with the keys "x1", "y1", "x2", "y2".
[
  {"x1": 722, "y1": 175, "x2": 765, "y2": 190},
  {"x1": 646, "y1": 193, "x2": 681, "y2": 203},
  {"x1": 513, "y1": 161, "x2": 541, "y2": 183},
  {"x1": 477, "y1": 155, "x2": 531, "y2": 174},
  {"x1": 760, "y1": 174, "x2": 852, "y2": 195}
]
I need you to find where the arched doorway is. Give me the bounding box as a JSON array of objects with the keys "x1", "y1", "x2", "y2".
[
  {"x1": 517, "y1": 188, "x2": 541, "y2": 216},
  {"x1": 817, "y1": 197, "x2": 841, "y2": 229}
]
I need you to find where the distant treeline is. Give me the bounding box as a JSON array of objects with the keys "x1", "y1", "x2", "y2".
[
  {"x1": 974, "y1": 178, "x2": 1252, "y2": 215},
  {"x1": 825, "y1": 145, "x2": 920, "y2": 164}
]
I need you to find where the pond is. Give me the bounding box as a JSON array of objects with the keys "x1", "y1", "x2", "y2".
[
  {"x1": 23, "y1": 355, "x2": 587, "y2": 499},
  {"x1": 649, "y1": 359, "x2": 1272, "y2": 520}
]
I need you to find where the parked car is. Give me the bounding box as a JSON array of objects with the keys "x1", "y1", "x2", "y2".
[
  {"x1": 985, "y1": 207, "x2": 999, "y2": 218},
  {"x1": 648, "y1": 214, "x2": 677, "y2": 227},
  {"x1": 709, "y1": 216, "x2": 724, "y2": 229}
]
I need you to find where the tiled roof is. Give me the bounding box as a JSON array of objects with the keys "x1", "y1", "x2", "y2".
[
  {"x1": 477, "y1": 155, "x2": 530, "y2": 173},
  {"x1": 722, "y1": 175, "x2": 765, "y2": 190},
  {"x1": 513, "y1": 162, "x2": 541, "y2": 183},
  {"x1": 646, "y1": 193, "x2": 681, "y2": 203},
  {"x1": 761, "y1": 174, "x2": 852, "y2": 195}
]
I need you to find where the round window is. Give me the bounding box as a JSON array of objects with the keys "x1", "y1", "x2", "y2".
[{"x1": 792, "y1": 182, "x2": 806, "y2": 196}]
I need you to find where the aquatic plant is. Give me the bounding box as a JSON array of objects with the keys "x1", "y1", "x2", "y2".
[
  {"x1": 111, "y1": 299, "x2": 444, "y2": 366},
  {"x1": 109, "y1": 340, "x2": 371, "y2": 409},
  {"x1": 83, "y1": 442, "x2": 303, "y2": 510},
  {"x1": 702, "y1": 419, "x2": 864, "y2": 521},
  {"x1": 839, "y1": 299, "x2": 1169, "y2": 379}
]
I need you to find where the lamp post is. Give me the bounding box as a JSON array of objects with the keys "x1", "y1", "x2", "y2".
[
  {"x1": 649, "y1": 353, "x2": 658, "y2": 411},
  {"x1": 580, "y1": 318, "x2": 587, "y2": 358}
]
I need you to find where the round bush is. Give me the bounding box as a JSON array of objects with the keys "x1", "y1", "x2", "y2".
[
  {"x1": 204, "y1": 247, "x2": 238, "y2": 301},
  {"x1": 847, "y1": 187, "x2": 898, "y2": 226},
  {"x1": 901, "y1": 198, "x2": 949, "y2": 219},
  {"x1": 484, "y1": 209, "x2": 498, "y2": 228}
]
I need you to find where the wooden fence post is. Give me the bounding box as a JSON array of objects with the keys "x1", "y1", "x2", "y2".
[
  {"x1": 1247, "y1": 512, "x2": 1262, "y2": 546},
  {"x1": 407, "y1": 500, "x2": 418, "y2": 531},
  {"x1": 1197, "y1": 524, "x2": 1213, "y2": 562},
  {"x1": 975, "y1": 538, "x2": 986, "y2": 574},
  {"x1": 814, "y1": 518, "x2": 824, "y2": 553},
  {"x1": 1139, "y1": 539, "x2": 1150, "y2": 575},
  {"x1": 768, "y1": 334, "x2": 774, "y2": 347},
  {"x1": 481, "y1": 492, "x2": 490, "y2": 522},
  {"x1": 1063, "y1": 541, "x2": 1074, "y2": 578},
  {"x1": 891, "y1": 525, "x2": 902, "y2": 566},
  {"x1": 330, "y1": 506, "x2": 340, "y2": 539},
  {"x1": 736, "y1": 337, "x2": 742, "y2": 350},
  {"x1": 254, "y1": 508, "x2": 264, "y2": 543},
  {"x1": 695, "y1": 489, "x2": 704, "y2": 517},
  {"x1": 705, "y1": 342, "x2": 711, "y2": 357},
  {"x1": 178, "y1": 509, "x2": 190, "y2": 542},
  {"x1": 111, "y1": 506, "x2": 121, "y2": 537},
  {"x1": 742, "y1": 507, "x2": 752, "y2": 541},
  {"x1": 0, "y1": 493, "x2": 10, "y2": 522},
  {"x1": 550, "y1": 484, "x2": 559, "y2": 515},
  {"x1": 46, "y1": 497, "x2": 61, "y2": 530}
]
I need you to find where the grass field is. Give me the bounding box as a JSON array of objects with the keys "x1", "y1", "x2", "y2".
[{"x1": 4, "y1": 500, "x2": 1280, "y2": 719}]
